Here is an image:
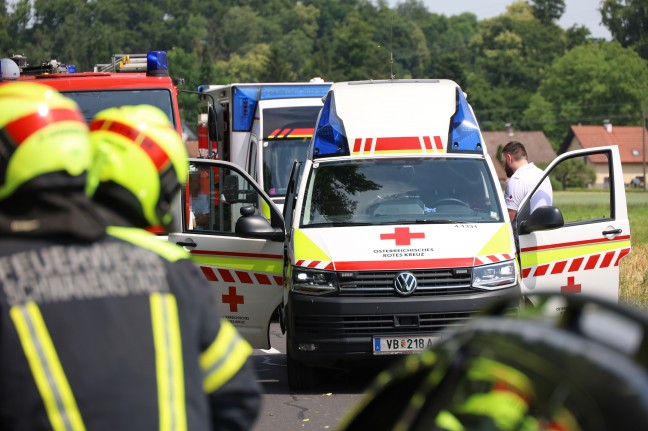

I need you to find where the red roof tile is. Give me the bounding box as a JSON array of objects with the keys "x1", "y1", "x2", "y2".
[{"x1": 568, "y1": 125, "x2": 647, "y2": 164}]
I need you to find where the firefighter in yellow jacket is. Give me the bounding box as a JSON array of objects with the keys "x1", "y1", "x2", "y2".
[{"x1": 0, "y1": 81, "x2": 261, "y2": 430}]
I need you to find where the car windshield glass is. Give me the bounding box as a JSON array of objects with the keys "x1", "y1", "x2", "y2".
[
  {"x1": 300, "y1": 157, "x2": 503, "y2": 227},
  {"x1": 263, "y1": 138, "x2": 310, "y2": 197},
  {"x1": 62, "y1": 89, "x2": 175, "y2": 126}
]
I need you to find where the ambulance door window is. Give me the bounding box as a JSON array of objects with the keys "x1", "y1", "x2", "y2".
[
  {"x1": 186, "y1": 164, "x2": 218, "y2": 231},
  {"x1": 546, "y1": 153, "x2": 611, "y2": 224},
  {"x1": 186, "y1": 162, "x2": 257, "y2": 235}
]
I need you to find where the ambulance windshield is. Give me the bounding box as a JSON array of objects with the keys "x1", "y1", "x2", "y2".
[
  {"x1": 62, "y1": 89, "x2": 175, "y2": 125},
  {"x1": 301, "y1": 158, "x2": 503, "y2": 226}
]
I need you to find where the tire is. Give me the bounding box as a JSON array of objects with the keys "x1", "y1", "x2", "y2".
[{"x1": 286, "y1": 347, "x2": 319, "y2": 390}]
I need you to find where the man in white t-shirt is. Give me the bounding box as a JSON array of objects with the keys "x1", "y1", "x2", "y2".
[{"x1": 501, "y1": 141, "x2": 552, "y2": 223}]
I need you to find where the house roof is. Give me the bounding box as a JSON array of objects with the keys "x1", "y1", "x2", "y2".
[
  {"x1": 482, "y1": 131, "x2": 557, "y2": 181},
  {"x1": 559, "y1": 125, "x2": 647, "y2": 164}
]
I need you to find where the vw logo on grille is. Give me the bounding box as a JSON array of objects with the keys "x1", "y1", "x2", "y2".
[{"x1": 394, "y1": 272, "x2": 417, "y2": 296}]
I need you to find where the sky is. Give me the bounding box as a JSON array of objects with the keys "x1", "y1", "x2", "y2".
[{"x1": 397, "y1": 0, "x2": 612, "y2": 40}]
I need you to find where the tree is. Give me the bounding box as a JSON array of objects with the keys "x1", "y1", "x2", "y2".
[
  {"x1": 468, "y1": 1, "x2": 567, "y2": 131},
  {"x1": 565, "y1": 24, "x2": 592, "y2": 49},
  {"x1": 601, "y1": 0, "x2": 648, "y2": 60},
  {"x1": 523, "y1": 41, "x2": 648, "y2": 148},
  {"x1": 551, "y1": 158, "x2": 596, "y2": 189},
  {"x1": 328, "y1": 10, "x2": 387, "y2": 80},
  {"x1": 530, "y1": 0, "x2": 565, "y2": 25}
]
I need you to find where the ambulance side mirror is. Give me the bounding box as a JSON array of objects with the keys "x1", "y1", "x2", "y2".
[
  {"x1": 518, "y1": 206, "x2": 564, "y2": 235},
  {"x1": 235, "y1": 206, "x2": 285, "y2": 241}
]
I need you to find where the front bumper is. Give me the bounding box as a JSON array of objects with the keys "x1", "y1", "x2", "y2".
[{"x1": 286, "y1": 285, "x2": 519, "y2": 366}]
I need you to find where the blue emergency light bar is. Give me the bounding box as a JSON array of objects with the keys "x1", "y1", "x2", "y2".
[
  {"x1": 232, "y1": 86, "x2": 260, "y2": 131},
  {"x1": 231, "y1": 84, "x2": 331, "y2": 131},
  {"x1": 448, "y1": 88, "x2": 483, "y2": 154},
  {"x1": 310, "y1": 93, "x2": 348, "y2": 159},
  {"x1": 146, "y1": 51, "x2": 168, "y2": 77},
  {"x1": 260, "y1": 84, "x2": 330, "y2": 100}
]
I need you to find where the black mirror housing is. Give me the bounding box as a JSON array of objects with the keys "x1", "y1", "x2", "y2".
[
  {"x1": 518, "y1": 206, "x2": 564, "y2": 235},
  {"x1": 235, "y1": 206, "x2": 285, "y2": 241}
]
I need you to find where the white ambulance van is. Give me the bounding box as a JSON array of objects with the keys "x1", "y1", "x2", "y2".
[{"x1": 169, "y1": 79, "x2": 631, "y2": 389}]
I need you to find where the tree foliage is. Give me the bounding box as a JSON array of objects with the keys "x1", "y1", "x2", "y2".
[
  {"x1": 1, "y1": 0, "x2": 646, "y2": 136},
  {"x1": 530, "y1": 0, "x2": 566, "y2": 25},
  {"x1": 524, "y1": 41, "x2": 648, "y2": 148},
  {"x1": 601, "y1": 0, "x2": 648, "y2": 60},
  {"x1": 550, "y1": 158, "x2": 597, "y2": 189}
]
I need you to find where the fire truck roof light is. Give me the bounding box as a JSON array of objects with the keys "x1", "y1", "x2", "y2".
[
  {"x1": 68, "y1": 64, "x2": 76, "y2": 73},
  {"x1": 448, "y1": 88, "x2": 484, "y2": 154},
  {"x1": 146, "y1": 51, "x2": 168, "y2": 77},
  {"x1": 311, "y1": 93, "x2": 349, "y2": 159}
]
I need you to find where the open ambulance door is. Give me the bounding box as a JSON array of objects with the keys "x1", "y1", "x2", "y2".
[
  {"x1": 517, "y1": 146, "x2": 631, "y2": 302},
  {"x1": 168, "y1": 159, "x2": 285, "y2": 349}
]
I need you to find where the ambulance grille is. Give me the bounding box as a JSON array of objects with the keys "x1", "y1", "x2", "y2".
[
  {"x1": 338, "y1": 268, "x2": 473, "y2": 297},
  {"x1": 295, "y1": 311, "x2": 474, "y2": 336}
]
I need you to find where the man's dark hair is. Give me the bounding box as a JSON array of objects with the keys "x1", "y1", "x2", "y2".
[{"x1": 502, "y1": 141, "x2": 528, "y2": 161}]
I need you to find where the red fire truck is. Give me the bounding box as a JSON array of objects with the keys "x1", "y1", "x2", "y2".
[{"x1": 1, "y1": 51, "x2": 183, "y2": 137}]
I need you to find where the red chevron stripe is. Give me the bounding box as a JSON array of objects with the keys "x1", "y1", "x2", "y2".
[
  {"x1": 551, "y1": 260, "x2": 567, "y2": 274},
  {"x1": 218, "y1": 268, "x2": 235, "y2": 283},
  {"x1": 255, "y1": 274, "x2": 271, "y2": 285},
  {"x1": 615, "y1": 248, "x2": 631, "y2": 266},
  {"x1": 200, "y1": 266, "x2": 217, "y2": 281},
  {"x1": 533, "y1": 264, "x2": 549, "y2": 277},
  {"x1": 585, "y1": 254, "x2": 600, "y2": 270},
  {"x1": 600, "y1": 251, "x2": 616, "y2": 268},
  {"x1": 236, "y1": 270, "x2": 253, "y2": 284}
]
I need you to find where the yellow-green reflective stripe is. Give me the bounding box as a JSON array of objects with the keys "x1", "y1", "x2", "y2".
[
  {"x1": 200, "y1": 320, "x2": 253, "y2": 393},
  {"x1": 150, "y1": 293, "x2": 187, "y2": 431},
  {"x1": 521, "y1": 239, "x2": 631, "y2": 267},
  {"x1": 10, "y1": 303, "x2": 86, "y2": 431},
  {"x1": 191, "y1": 255, "x2": 282, "y2": 275},
  {"x1": 477, "y1": 224, "x2": 512, "y2": 257},
  {"x1": 293, "y1": 229, "x2": 330, "y2": 261}
]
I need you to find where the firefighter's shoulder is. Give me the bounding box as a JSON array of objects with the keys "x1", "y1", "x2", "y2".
[{"x1": 106, "y1": 226, "x2": 189, "y2": 262}]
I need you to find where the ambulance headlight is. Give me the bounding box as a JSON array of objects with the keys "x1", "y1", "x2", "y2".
[
  {"x1": 472, "y1": 260, "x2": 517, "y2": 290},
  {"x1": 291, "y1": 267, "x2": 339, "y2": 295}
]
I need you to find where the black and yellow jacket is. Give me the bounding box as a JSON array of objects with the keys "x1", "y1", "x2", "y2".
[{"x1": 0, "y1": 191, "x2": 260, "y2": 431}]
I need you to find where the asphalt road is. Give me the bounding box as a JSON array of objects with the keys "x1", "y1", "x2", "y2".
[{"x1": 251, "y1": 323, "x2": 392, "y2": 430}]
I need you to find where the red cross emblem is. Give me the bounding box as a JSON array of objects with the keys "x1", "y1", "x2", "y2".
[
  {"x1": 380, "y1": 227, "x2": 425, "y2": 246},
  {"x1": 222, "y1": 286, "x2": 244, "y2": 312},
  {"x1": 561, "y1": 276, "x2": 582, "y2": 294}
]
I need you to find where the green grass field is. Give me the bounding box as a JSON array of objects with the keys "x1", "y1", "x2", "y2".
[{"x1": 553, "y1": 190, "x2": 648, "y2": 309}]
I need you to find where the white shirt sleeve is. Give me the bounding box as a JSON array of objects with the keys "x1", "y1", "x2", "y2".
[{"x1": 504, "y1": 179, "x2": 526, "y2": 212}]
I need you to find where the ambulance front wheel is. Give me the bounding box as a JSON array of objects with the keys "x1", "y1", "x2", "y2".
[{"x1": 287, "y1": 345, "x2": 319, "y2": 390}]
